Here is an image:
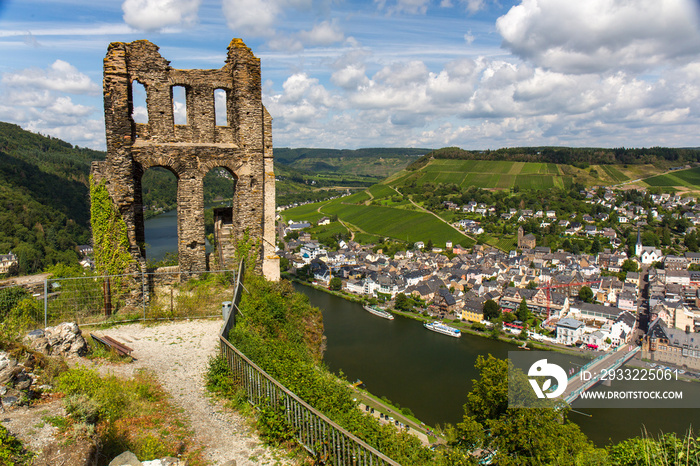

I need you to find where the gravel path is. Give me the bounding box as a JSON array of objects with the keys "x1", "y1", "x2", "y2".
[{"x1": 93, "y1": 319, "x2": 292, "y2": 466}]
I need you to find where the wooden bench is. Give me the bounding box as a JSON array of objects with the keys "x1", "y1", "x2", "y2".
[{"x1": 90, "y1": 333, "x2": 134, "y2": 358}]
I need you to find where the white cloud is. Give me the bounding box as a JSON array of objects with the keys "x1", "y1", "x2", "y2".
[
  {"x1": 122, "y1": 0, "x2": 201, "y2": 31},
  {"x1": 463, "y1": 0, "x2": 485, "y2": 13},
  {"x1": 268, "y1": 20, "x2": 344, "y2": 51},
  {"x1": 222, "y1": 0, "x2": 282, "y2": 37},
  {"x1": 331, "y1": 65, "x2": 370, "y2": 90},
  {"x1": 0, "y1": 61, "x2": 103, "y2": 148},
  {"x1": 497, "y1": 0, "x2": 700, "y2": 74},
  {"x1": 298, "y1": 20, "x2": 344, "y2": 46},
  {"x1": 2, "y1": 60, "x2": 100, "y2": 95},
  {"x1": 375, "y1": 0, "x2": 431, "y2": 15}
]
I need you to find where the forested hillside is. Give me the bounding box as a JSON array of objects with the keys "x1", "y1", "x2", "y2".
[{"x1": 0, "y1": 122, "x2": 104, "y2": 273}]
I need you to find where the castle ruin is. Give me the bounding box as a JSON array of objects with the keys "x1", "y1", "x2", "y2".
[{"x1": 91, "y1": 39, "x2": 279, "y2": 280}]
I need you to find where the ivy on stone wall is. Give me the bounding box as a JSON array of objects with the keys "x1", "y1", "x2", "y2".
[{"x1": 89, "y1": 176, "x2": 132, "y2": 276}]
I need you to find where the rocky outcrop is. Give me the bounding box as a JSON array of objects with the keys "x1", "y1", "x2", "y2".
[
  {"x1": 0, "y1": 351, "x2": 38, "y2": 408},
  {"x1": 26, "y1": 322, "x2": 88, "y2": 358}
]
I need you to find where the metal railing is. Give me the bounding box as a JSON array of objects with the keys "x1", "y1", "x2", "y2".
[
  {"x1": 218, "y1": 264, "x2": 400, "y2": 466},
  {"x1": 218, "y1": 338, "x2": 399, "y2": 465}
]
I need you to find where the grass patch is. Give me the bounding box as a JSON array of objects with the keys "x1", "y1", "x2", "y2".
[{"x1": 54, "y1": 366, "x2": 205, "y2": 464}]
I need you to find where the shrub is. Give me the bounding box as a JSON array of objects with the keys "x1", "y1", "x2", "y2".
[
  {"x1": 0, "y1": 424, "x2": 33, "y2": 465},
  {"x1": 64, "y1": 393, "x2": 100, "y2": 425}
]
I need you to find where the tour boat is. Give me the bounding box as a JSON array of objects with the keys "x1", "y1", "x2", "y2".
[
  {"x1": 424, "y1": 321, "x2": 461, "y2": 338},
  {"x1": 363, "y1": 305, "x2": 395, "y2": 320}
]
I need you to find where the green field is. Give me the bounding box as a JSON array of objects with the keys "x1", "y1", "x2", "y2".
[
  {"x1": 342, "y1": 190, "x2": 371, "y2": 204},
  {"x1": 307, "y1": 221, "x2": 349, "y2": 241},
  {"x1": 400, "y1": 160, "x2": 573, "y2": 190},
  {"x1": 367, "y1": 184, "x2": 397, "y2": 199},
  {"x1": 280, "y1": 201, "x2": 327, "y2": 223},
  {"x1": 599, "y1": 165, "x2": 630, "y2": 182},
  {"x1": 645, "y1": 167, "x2": 700, "y2": 188},
  {"x1": 320, "y1": 201, "x2": 474, "y2": 248}
]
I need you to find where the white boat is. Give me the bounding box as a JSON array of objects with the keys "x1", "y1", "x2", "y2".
[
  {"x1": 424, "y1": 321, "x2": 461, "y2": 337},
  {"x1": 363, "y1": 305, "x2": 395, "y2": 320}
]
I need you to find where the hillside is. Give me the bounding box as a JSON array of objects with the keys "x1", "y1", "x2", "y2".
[
  {"x1": 407, "y1": 146, "x2": 700, "y2": 171},
  {"x1": 0, "y1": 122, "x2": 104, "y2": 273},
  {"x1": 280, "y1": 151, "x2": 700, "y2": 252},
  {"x1": 394, "y1": 155, "x2": 697, "y2": 192},
  {"x1": 275, "y1": 147, "x2": 429, "y2": 178}
]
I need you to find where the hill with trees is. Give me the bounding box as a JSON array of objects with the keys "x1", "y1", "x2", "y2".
[{"x1": 0, "y1": 122, "x2": 104, "y2": 273}]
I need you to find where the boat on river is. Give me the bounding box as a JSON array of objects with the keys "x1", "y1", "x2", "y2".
[
  {"x1": 424, "y1": 321, "x2": 461, "y2": 337},
  {"x1": 363, "y1": 305, "x2": 395, "y2": 320}
]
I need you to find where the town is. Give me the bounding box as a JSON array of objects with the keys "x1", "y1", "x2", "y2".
[{"x1": 279, "y1": 186, "x2": 700, "y2": 373}]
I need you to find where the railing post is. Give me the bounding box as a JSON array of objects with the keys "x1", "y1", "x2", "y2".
[
  {"x1": 142, "y1": 269, "x2": 146, "y2": 321},
  {"x1": 44, "y1": 278, "x2": 48, "y2": 328}
]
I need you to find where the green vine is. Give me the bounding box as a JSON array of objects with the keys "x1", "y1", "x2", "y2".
[
  {"x1": 235, "y1": 229, "x2": 260, "y2": 274},
  {"x1": 89, "y1": 176, "x2": 133, "y2": 276}
]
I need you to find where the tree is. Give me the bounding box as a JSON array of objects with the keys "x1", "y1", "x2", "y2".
[
  {"x1": 457, "y1": 355, "x2": 605, "y2": 465},
  {"x1": 579, "y1": 285, "x2": 594, "y2": 303},
  {"x1": 482, "y1": 299, "x2": 500, "y2": 320},
  {"x1": 516, "y1": 298, "x2": 530, "y2": 321},
  {"x1": 622, "y1": 259, "x2": 639, "y2": 273},
  {"x1": 329, "y1": 276, "x2": 342, "y2": 291},
  {"x1": 426, "y1": 239, "x2": 434, "y2": 251},
  {"x1": 394, "y1": 293, "x2": 410, "y2": 312}
]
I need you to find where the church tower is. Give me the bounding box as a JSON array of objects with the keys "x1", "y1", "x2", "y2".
[{"x1": 635, "y1": 228, "x2": 643, "y2": 257}]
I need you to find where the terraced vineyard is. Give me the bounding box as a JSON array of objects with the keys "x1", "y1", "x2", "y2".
[
  {"x1": 396, "y1": 159, "x2": 570, "y2": 190},
  {"x1": 644, "y1": 167, "x2": 700, "y2": 189},
  {"x1": 280, "y1": 194, "x2": 475, "y2": 248},
  {"x1": 599, "y1": 165, "x2": 630, "y2": 183}
]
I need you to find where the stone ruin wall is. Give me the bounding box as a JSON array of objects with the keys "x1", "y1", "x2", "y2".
[{"x1": 92, "y1": 39, "x2": 279, "y2": 281}]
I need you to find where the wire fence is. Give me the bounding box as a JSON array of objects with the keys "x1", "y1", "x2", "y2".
[{"x1": 2, "y1": 268, "x2": 238, "y2": 329}]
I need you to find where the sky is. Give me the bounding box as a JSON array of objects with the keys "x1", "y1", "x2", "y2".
[{"x1": 0, "y1": 0, "x2": 699, "y2": 151}]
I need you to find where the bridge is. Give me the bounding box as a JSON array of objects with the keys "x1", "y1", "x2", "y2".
[{"x1": 561, "y1": 344, "x2": 641, "y2": 404}]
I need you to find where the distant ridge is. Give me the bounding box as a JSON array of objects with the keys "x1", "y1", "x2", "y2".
[
  {"x1": 275, "y1": 147, "x2": 431, "y2": 164},
  {"x1": 407, "y1": 146, "x2": 700, "y2": 171}
]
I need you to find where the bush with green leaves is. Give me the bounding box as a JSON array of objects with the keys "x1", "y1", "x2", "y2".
[
  {"x1": 222, "y1": 276, "x2": 436, "y2": 465},
  {"x1": 0, "y1": 424, "x2": 33, "y2": 465}
]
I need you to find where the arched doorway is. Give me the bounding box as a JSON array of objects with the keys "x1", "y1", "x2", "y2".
[
  {"x1": 141, "y1": 166, "x2": 178, "y2": 266},
  {"x1": 204, "y1": 166, "x2": 237, "y2": 269}
]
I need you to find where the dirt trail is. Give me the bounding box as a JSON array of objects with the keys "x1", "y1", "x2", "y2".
[
  {"x1": 94, "y1": 319, "x2": 291, "y2": 465},
  {"x1": 3, "y1": 320, "x2": 292, "y2": 466}
]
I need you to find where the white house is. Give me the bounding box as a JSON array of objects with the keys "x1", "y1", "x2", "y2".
[{"x1": 556, "y1": 317, "x2": 585, "y2": 346}]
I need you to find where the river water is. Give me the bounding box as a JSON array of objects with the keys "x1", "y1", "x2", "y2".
[
  {"x1": 144, "y1": 214, "x2": 699, "y2": 446},
  {"x1": 294, "y1": 283, "x2": 700, "y2": 447}
]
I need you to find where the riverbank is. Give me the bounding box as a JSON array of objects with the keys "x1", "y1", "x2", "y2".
[{"x1": 286, "y1": 273, "x2": 595, "y2": 359}]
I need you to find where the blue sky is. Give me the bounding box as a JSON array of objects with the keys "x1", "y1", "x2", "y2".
[{"x1": 0, "y1": 0, "x2": 699, "y2": 151}]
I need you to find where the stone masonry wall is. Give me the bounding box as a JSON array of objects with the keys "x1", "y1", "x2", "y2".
[{"x1": 93, "y1": 39, "x2": 279, "y2": 280}]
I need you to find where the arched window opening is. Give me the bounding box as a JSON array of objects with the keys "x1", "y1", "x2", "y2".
[
  {"x1": 172, "y1": 85, "x2": 187, "y2": 125},
  {"x1": 214, "y1": 89, "x2": 228, "y2": 126},
  {"x1": 141, "y1": 167, "x2": 178, "y2": 266},
  {"x1": 131, "y1": 80, "x2": 148, "y2": 123}
]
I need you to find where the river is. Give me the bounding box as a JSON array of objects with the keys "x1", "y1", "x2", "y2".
[
  {"x1": 144, "y1": 214, "x2": 699, "y2": 446},
  {"x1": 294, "y1": 283, "x2": 700, "y2": 447}
]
